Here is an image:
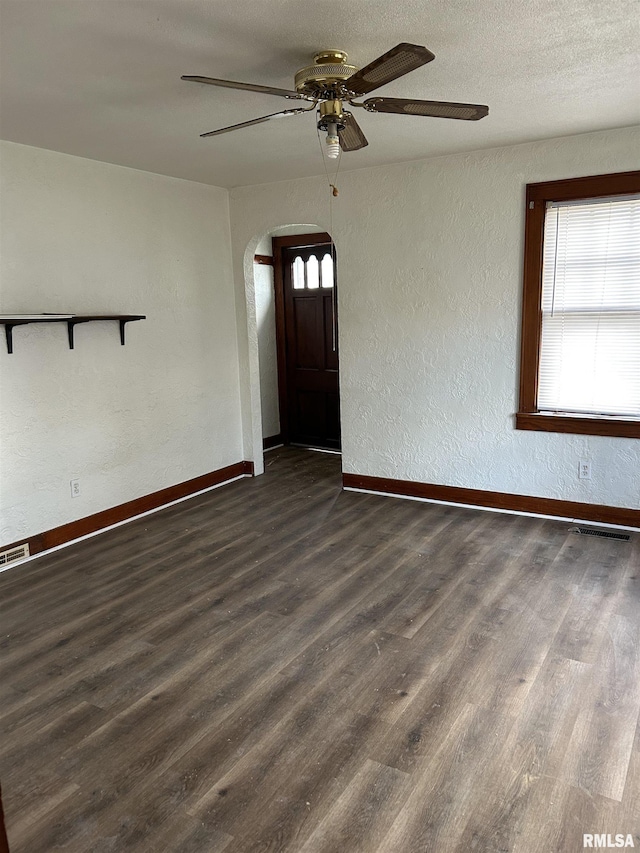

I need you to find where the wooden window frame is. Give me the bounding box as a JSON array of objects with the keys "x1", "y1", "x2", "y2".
[{"x1": 516, "y1": 170, "x2": 640, "y2": 439}]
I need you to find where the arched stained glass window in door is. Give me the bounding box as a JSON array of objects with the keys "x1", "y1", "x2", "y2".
[
  {"x1": 292, "y1": 256, "x2": 305, "y2": 289},
  {"x1": 321, "y1": 253, "x2": 334, "y2": 288},
  {"x1": 306, "y1": 255, "x2": 319, "y2": 289}
]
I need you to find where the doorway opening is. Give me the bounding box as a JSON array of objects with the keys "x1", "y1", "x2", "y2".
[{"x1": 273, "y1": 232, "x2": 340, "y2": 451}]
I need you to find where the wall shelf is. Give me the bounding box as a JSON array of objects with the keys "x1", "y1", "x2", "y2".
[{"x1": 0, "y1": 314, "x2": 146, "y2": 353}]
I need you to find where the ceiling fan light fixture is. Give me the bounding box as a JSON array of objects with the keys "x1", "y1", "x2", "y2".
[{"x1": 325, "y1": 122, "x2": 340, "y2": 159}]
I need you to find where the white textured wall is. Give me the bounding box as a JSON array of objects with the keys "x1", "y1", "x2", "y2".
[
  {"x1": 230, "y1": 127, "x2": 640, "y2": 510},
  {"x1": 0, "y1": 141, "x2": 243, "y2": 543},
  {"x1": 254, "y1": 258, "x2": 280, "y2": 440}
]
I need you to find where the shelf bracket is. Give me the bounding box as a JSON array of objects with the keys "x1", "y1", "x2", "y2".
[
  {"x1": 67, "y1": 320, "x2": 77, "y2": 350},
  {"x1": 4, "y1": 324, "x2": 14, "y2": 355},
  {"x1": 4, "y1": 322, "x2": 29, "y2": 354}
]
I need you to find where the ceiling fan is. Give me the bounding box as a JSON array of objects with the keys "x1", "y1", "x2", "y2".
[{"x1": 182, "y1": 43, "x2": 488, "y2": 158}]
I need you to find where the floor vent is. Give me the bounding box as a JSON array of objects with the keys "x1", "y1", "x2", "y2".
[
  {"x1": 0, "y1": 543, "x2": 30, "y2": 566},
  {"x1": 570, "y1": 526, "x2": 631, "y2": 541}
]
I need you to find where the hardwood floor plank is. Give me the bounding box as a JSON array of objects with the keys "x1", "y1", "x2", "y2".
[
  {"x1": 464, "y1": 576, "x2": 573, "y2": 717},
  {"x1": 0, "y1": 638, "x2": 155, "y2": 734},
  {"x1": 138, "y1": 816, "x2": 234, "y2": 853},
  {"x1": 297, "y1": 760, "x2": 410, "y2": 853},
  {"x1": 561, "y1": 612, "x2": 640, "y2": 801},
  {"x1": 619, "y1": 718, "x2": 640, "y2": 837},
  {"x1": 508, "y1": 774, "x2": 638, "y2": 853},
  {"x1": 455, "y1": 653, "x2": 592, "y2": 852},
  {"x1": 0, "y1": 701, "x2": 107, "y2": 777},
  {"x1": 377, "y1": 703, "x2": 515, "y2": 852},
  {"x1": 550, "y1": 536, "x2": 630, "y2": 663},
  {"x1": 2, "y1": 770, "x2": 80, "y2": 853}
]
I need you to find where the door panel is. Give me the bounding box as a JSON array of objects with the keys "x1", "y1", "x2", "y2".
[
  {"x1": 293, "y1": 297, "x2": 323, "y2": 369},
  {"x1": 279, "y1": 238, "x2": 340, "y2": 450},
  {"x1": 295, "y1": 390, "x2": 327, "y2": 446}
]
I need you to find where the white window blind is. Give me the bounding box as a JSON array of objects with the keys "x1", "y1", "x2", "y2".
[{"x1": 538, "y1": 193, "x2": 640, "y2": 418}]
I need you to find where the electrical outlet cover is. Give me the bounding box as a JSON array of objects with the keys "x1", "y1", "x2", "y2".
[{"x1": 578, "y1": 460, "x2": 592, "y2": 480}]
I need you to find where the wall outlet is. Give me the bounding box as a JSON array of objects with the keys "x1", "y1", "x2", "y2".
[
  {"x1": 70, "y1": 479, "x2": 81, "y2": 498},
  {"x1": 578, "y1": 460, "x2": 592, "y2": 480}
]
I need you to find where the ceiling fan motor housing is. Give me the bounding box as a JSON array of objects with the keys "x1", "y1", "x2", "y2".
[{"x1": 295, "y1": 50, "x2": 359, "y2": 97}]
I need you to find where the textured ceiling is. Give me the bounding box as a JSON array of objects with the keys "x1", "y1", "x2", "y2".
[{"x1": 1, "y1": 0, "x2": 638, "y2": 188}]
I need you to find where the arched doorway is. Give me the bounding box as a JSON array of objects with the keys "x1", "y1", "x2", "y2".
[{"x1": 245, "y1": 224, "x2": 340, "y2": 472}]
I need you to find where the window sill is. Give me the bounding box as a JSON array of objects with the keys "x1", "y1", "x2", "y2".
[{"x1": 516, "y1": 412, "x2": 640, "y2": 439}]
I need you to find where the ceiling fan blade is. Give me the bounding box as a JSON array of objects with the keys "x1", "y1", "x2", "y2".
[
  {"x1": 339, "y1": 112, "x2": 368, "y2": 151},
  {"x1": 345, "y1": 43, "x2": 435, "y2": 96},
  {"x1": 364, "y1": 97, "x2": 489, "y2": 120},
  {"x1": 200, "y1": 108, "x2": 306, "y2": 137},
  {"x1": 182, "y1": 75, "x2": 311, "y2": 101}
]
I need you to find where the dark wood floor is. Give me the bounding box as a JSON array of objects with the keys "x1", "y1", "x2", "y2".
[{"x1": 1, "y1": 448, "x2": 639, "y2": 852}]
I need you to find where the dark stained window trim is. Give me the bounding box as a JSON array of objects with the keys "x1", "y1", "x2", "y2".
[{"x1": 517, "y1": 170, "x2": 640, "y2": 439}]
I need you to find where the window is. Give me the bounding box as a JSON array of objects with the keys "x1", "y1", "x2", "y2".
[
  {"x1": 517, "y1": 171, "x2": 640, "y2": 438},
  {"x1": 290, "y1": 252, "x2": 335, "y2": 290}
]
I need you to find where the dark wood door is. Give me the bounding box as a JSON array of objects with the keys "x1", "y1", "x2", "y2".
[{"x1": 277, "y1": 238, "x2": 340, "y2": 450}]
